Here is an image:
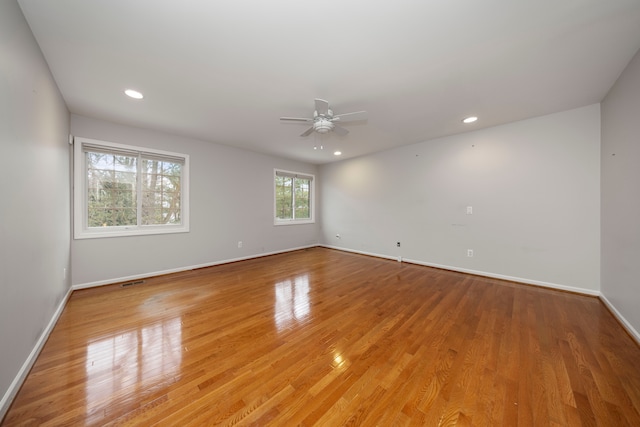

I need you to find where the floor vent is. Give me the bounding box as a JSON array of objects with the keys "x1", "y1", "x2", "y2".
[{"x1": 120, "y1": 280, "x2": 145, "y2": 288}]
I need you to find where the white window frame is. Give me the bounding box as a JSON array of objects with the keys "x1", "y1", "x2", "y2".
[
  {"x1": 274, "y1": 169, "x2": 315, "y2": 226},
  {"x1": 74, "y1": 137, "x2": 190, "y2": 239}
]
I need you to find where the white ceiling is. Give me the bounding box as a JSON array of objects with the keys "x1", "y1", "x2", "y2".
[{"x1": 17, "y1": 0, "x2": 640, "y2": 164}]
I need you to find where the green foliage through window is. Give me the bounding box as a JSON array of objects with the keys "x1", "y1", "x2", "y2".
[
  {"x1": 275, "y1": 171, "x2": 312, "y2": 222},
  {"x1": 85, "y1": 148, "x2": 183, "y2": 228}
]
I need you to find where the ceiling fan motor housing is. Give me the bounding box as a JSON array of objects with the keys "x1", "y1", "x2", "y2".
[
  {"x1": 314, "y1": 118, "x2": 334, "y2": 133},
  {"x1": 313, "y1": 108, "x2": 334, "y2": 133}
]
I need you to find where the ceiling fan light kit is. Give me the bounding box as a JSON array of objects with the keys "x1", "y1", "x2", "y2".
[
  {"x1": 280, "y1": 99, "x2": 367, "y2": 137},
  {"x1": 314, "y1": 118, "x2": 334, "y2": 134}
]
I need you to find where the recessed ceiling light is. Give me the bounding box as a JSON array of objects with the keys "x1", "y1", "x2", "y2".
[
  {"x1": 462, "y1": 116, "x2": 478, "y2": 124},
  {"x1": 124, "y1": 89, "x2": 144, "y2": 99},
  {"x1": 334, "y1": 151, "x2": 342, "y2": 156}
]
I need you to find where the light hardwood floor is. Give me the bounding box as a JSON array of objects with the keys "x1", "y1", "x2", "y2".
[{"x1": 3, "y1": 248, "x2": 640, "y2": 426}]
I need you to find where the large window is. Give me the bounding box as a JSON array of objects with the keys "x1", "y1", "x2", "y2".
[
  {"x1": 274, "y1": 169, "x2": 314, "y2": 225},
  {"x1": 74, "y1": 137, "x2": 189, "y2": 239}
]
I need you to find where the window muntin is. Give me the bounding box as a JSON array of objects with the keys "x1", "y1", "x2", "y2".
[
  {"x1": 74, "y1": 138, "x2": 189, "y2": 239},
  {"x1": 274, "y1": 169, "x2": 314, "y2": 224}
]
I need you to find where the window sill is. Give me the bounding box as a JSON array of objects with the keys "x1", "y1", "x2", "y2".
[
  {"x1": 274, "y1": 219, "x2": 315, "y2": 226},
  {"x1": 74, "y1": 225, "x2": 189, "y2": 239}
]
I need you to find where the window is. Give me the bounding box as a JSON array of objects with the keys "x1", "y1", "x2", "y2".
[
  {"x1": 274, "y1": 169, "x2": 314, "y2": 225},
  {"x1": 74, "y1": 137, "x2": 189, "y2": 239}
]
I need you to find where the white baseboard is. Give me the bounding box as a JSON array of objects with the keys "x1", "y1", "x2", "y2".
[
  {"x1": 599, "y1": 294, "x2": 640, "y2": 346},
  {"x1": 320, "y1": 244, "x2": 600, "y2": 296},
  {"x1": 72, "y1": 244, "x2": 318, "y2": 290},
  {"x1": 321, "y1": 244, "x2": 400, "y2": 262},
  {"x1": 0, "y1": 287, "x2": 73, "y2": 422},
  {"x1": 402, "y1": 258, "x2": 600, "y2": 296}
]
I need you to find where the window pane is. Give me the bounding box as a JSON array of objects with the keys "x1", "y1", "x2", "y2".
[
  {"x1": 86, "y1": 152, "x2": 137, "y2": 227},
  {"x1": 141, "y1": 159, "x2": 182, "y2": 225},
  {"x1": 275, "y1": 175, "x2": 293, "y2": 219},
  {"x1": 294, "y1": 177, "x2": 310, "y2": 219}
]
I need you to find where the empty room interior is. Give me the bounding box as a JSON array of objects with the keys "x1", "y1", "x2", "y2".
[{"x1": 2, "y1": 0, "x2": 640, "y2": 425}]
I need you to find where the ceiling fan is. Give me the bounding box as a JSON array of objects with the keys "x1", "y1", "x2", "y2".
[{"x1": 280, "y1": 99, "x2": 367, "y2": 137}]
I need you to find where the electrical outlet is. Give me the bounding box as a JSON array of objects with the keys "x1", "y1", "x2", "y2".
[
  {"x1": 237, "y1": 241, "x2": 243, "y2": 248},
  {"x1": 63, "y1": 267, "x2": 66, "y2": 280},
  {"x1": 466, "y1": 206, "x2": 473, "y2": 215},
  {"x1": 467, "y1": 249, "x2": 474, "y2": 257},
  {"x1": 397, "y1": 242, "x2": 401, "y2": 247}
]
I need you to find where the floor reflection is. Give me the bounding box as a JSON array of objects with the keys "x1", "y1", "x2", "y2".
[
  {"x1": 85, "y1": 317, "x2": 182, "y2": 416},
  {"x1": 274, "y1": 274, "x2": 310, "y2": 331}
]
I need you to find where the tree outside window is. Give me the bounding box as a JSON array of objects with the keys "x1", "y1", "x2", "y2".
[
  {"x1": 74, "y1": 137, "x2": 189, "y2": 239},
  {"x1": 275, "y1": 170, "x2": 314, "y2": 224}
]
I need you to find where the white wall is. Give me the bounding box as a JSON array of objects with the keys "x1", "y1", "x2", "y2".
[
  {"x1": 601, "y1": 48, "x2": 640, "y2": 338},
  {"x1": 320, "y1": 105, "x2": 601, "y2": 293},
  {"x1": 0, "y1": 0, "x2": 71, "y2": 418},
  {"x1": 70, "y1": 115, "x2": 319, "y2": 286}
]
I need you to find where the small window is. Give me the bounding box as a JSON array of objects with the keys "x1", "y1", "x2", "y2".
[
  {"x1": 274, "y1": 169, "x2": 314, "y2": 225},
  {"x1": 74, "y1": 137, "x2": 189, "y2": 239}
]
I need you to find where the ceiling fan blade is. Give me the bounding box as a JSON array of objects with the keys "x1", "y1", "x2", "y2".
[
  {"x1": 333, "y1": 111, "x2": 368, "y2": 122},
  {"x1": 300, "y1": 127, "x2": 315, "y2": 137},
  {"x1": 280, "y1": 117, "x2": 312, "y2": 122},
  {"x1": 315, "y1": 99, "x2": 329, "y2": 116},
  {"x1": 333, "y1": 125, "x2": 349, "y2": 136}
]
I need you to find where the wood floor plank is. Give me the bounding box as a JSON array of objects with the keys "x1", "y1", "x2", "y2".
[{"x1": 3, "y1": 247, "x2": 640, "y2": 426}]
